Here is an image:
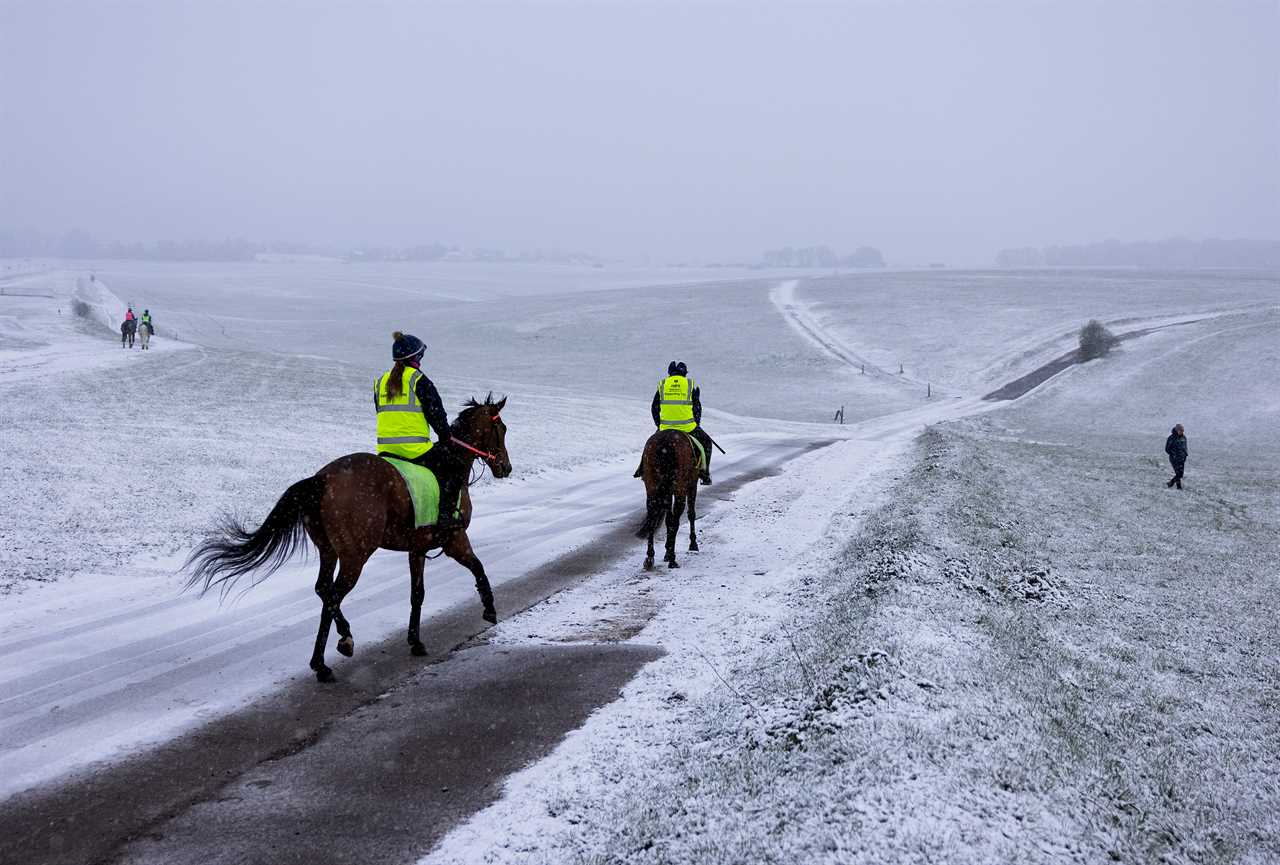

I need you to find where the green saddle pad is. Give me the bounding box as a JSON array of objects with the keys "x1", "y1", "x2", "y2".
[
  {"x1": 685, "y1": 434, "x2": 706, "y2": 471},
  {"x1": 382, "y1": 457, "x2": 441, "y2": 528}
]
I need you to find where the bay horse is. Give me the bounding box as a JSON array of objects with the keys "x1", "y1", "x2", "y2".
[
  {"x1": 635, "y1": 429, "x2": 700, "y2": 569},
  {"x1": 186, "y1": 395, "x2": 511, "y2": 682},
  {"x1": 120, "y1": 319, "x2": 136, "y2": 348}
]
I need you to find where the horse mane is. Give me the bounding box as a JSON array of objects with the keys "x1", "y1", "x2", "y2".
[
  {"x1": 451, "y1": 393, "x2": 505, "y2": 435},
  {"x1": 460, "y1": 392, "x2": 498, "y2": 410}
]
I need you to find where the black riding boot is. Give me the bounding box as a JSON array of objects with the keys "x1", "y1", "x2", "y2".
[
  {"x1": 436, "y1": 479, "x2": 465, "y2": 529},
  {"x1": 692, "y1": 427, "x2": 713, "y2": 485},
  {"x1": 413, "y1": 449, "x2": 465, "y2": 530}
]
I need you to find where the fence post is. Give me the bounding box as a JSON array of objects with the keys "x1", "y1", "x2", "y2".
[{"x1": 899, "y1": 363, "x2": 904, "y2": 374}]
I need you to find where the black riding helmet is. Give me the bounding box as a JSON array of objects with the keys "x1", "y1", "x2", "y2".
[
  {"x1": 392, "y1": 331, "x2": 426, "y2": 361},
  {"x1": 667, "y1": 360, "x2": 688, "y2": 377}
]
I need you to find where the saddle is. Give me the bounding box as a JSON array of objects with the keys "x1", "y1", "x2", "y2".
[
  {"x1": 381, "y1": 457, "x2": 443, "y2": 527},
  {"x1": 683, "y1": 432, "x2": 707, "y2": 471}
]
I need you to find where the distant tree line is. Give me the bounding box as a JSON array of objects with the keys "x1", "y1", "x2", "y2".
[
  {"x1": 761, "y1": 245, "x2": 885, "y2": 268},
  {"x1": 0, "y1": 228, "x2": 603, "y2": 265},
  {"x1": 996, "y1": 238, "x2": 1280, "y2": 268},
  {"x1": 0, "y1": 228, "x2": 273, "y2": 261}
]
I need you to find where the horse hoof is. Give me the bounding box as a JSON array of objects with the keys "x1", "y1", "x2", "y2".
[
  {"x1": 689, "y1": 542, "x2": 700, "y2": 552},
  {"x1": 337, "y1": 636, "x2": 354, "y2": 657},
  {"x1": 410, "y1": 642, "x2": 427, "y2": 657},
  {"x1": 643, "y1": 558, "x2": 654, "y2": 571},
  {"x1": 315, "y1": 666, "x2": 336, "y2": 683},
  {"x1": 668, "y1": 560, "x2": 681, "y2": 569},
  {"x1": 483, "y1": 607, "x2": 498, "y2": 625}
]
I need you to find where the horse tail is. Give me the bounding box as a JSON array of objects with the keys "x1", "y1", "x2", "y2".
[
  {"x1": 635, "y1": 434, "x2": 677, "y2": 538},
  {"x1": 184, "y1": 475, "x2": 324, "y2": 597}
]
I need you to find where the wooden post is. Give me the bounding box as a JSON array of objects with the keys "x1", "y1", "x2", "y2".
[
  {"x1": 927, "y1": 383, "x2": 931, "y2": 399},
  {"x1": 899, "y1": 363, "x2": 904, "y2": 374}
]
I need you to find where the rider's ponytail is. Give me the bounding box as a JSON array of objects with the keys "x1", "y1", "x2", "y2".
[{"x1": 386, "y1": 331, "x2": 407, "y2": 400}]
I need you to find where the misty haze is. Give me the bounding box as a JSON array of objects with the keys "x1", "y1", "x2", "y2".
[{"x1": 1, "y1": 2, "x2": 1277, "y2": 864}]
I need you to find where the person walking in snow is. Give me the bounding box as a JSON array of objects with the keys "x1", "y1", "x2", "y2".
[
  {"x1": 1165, "y1": 424, "x2": 1188, "y2": 489},
  {"x1": 374, "y1": 331, "x2": 464, "y2": 529},
  {"x1": 634, "y1": 361, "x2": 714, "y2": 485}
]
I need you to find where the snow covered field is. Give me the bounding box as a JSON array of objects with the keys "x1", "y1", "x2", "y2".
[
  {"x1": 424, "y1": 299, "x2": 1280, "y2": 865},
  {"x1": 1, "y1": 260, "x2": 1276, "y2": 861},
  {"x1": 794, "y1": 268, "x2": 1279, "y2": 392}
]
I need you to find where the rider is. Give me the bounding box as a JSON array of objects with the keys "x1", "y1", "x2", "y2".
[
  {"x1": 140, "y1": 309, "x2": 153, "y2": 333},
  {"x1": 635, "y1": 360, "x2": 714, "y2": 485},
  {"x1": 374, "y1": 331, "x2": 464, "y2": 529},
  {"x1": 124, "y1": 306, "x2": 136, "y2": 323}
]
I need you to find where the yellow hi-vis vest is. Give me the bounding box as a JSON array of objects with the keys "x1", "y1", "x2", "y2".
[
  {"x1": 375, "y1": 366, "x2": 434, "y2": 459},
  {"x1": 657, "y1": 375, "x2": 697, "y2": 431}
]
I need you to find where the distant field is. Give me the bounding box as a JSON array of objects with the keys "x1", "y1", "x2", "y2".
[
  {"x1": 63, "y1": 261, "x2": 924, "y2": 424},
  {"x1": 798, "y1": 268, "x2": 1279, "y2": 391}
]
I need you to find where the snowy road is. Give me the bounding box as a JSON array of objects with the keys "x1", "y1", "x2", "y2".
[{"x1": 0, "y1": 432, "x2": 842, "y2": 865}]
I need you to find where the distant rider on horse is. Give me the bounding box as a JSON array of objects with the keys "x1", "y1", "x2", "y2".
[
  {"x1": 124, "y1": 307, "x2": 136, "y2": 323},
  {"x1": 374, "y1": 331, "x2": 464, "y2": 528},
  {"x1": 635, "y1": 360, "x2": 714, "y2": 485},
  {"x1": 140, "y1": 309, "x2": 153, "y2": 333}
]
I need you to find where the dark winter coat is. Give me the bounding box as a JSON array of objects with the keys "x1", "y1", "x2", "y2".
[{"x1": 1164, "y1": 430, "x2": 1187, "y2": 466}]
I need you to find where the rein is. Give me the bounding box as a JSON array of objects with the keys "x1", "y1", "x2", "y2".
[{"x1": 450, "y1": 438, "x2": 497, "y2": 461}]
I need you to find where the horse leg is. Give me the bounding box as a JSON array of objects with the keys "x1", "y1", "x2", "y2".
[
  {"x1": 309, "y1": 553, "x2": 338, "y2": 682},
  {"x1": 331, "y1": 555, "x2": 368, "y2": 659},
  {"x1": 688, "y1": 485, "x2": 700, "y2": 552},
  {"x1": 442, "y1": 531, "x2": 497, "y2": 624},
  {"x1": 666, "y1": 495, "x2": 685, "y2": 568},
  {"x1": 643, "y1": 493, "x2": 659, "y2": 570},
  {"x1": 407, "y1": 551, "x2": 427, "y2": 656}
]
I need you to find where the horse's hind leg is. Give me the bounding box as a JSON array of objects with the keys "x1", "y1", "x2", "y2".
[
  {"x1": 643, "y1": 493, "x2": 659, "y2": 570},
  {"x1": 407, "y1": 551, "x2": 427, "y2": 656},
  {"x1": 688, "y1": 485, "x2": 699, "y2": 552},
  {"x1": 331, "y1": 554, "x2": 369, "y2": 659},
  {"x1": 666, "y1": 495, "x2": 686, "y2": 568},
  {"x1": 309, "y1": 550, "x2": 369, "y2": 682},
  {"x1": 309, "y1": 553, "x2": 338, "y2": 682},
  {"x1": 443, "y1": 531, "x2": 497, "y2": 624}
]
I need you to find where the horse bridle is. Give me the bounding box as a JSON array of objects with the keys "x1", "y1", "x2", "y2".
[{"x1": 449, "y1": 412, "x2": 504, "y2": 483}]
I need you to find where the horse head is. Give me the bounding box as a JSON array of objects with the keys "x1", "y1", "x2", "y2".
[{"x1": 455, "y1": 394, "x2": 511, "y2": 478}]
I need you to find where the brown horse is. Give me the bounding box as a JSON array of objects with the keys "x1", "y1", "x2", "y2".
[
  {"x1": 635, "y1": 429, "x2": 700, "y2": 569},
  {"x1": 186, "y1": 395, "x2": 511, "y2": 682}
]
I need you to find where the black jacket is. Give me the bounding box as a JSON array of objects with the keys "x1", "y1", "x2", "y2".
[
  {"x1": 651, "y1": 381, "x2": 702, "y2": 427},
  {"x1": 1165, "y1": 430, "x2": 1187, "y2": 463}
]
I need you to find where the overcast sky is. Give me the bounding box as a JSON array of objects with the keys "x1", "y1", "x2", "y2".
[{"x1": 1, "y1": 1, "x2": 1277, "y2": 263}]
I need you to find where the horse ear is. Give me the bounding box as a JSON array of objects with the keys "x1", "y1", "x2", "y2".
[{"x1": 496, "y1": 396, "x2": 507, "y2": 411}]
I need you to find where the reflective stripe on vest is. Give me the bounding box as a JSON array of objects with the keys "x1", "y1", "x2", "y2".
[
  {"x1": 658, "y1": 375, "x2": 696, "y2": 431},
  {"x1": 374, "y1": 367, "x2": 433, "y2": 458}
]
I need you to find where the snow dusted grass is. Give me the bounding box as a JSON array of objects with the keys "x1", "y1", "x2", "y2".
[
  {"x1": 428, "y1": 308, "x2": 1280, "y2": 864},
  {"x1": 800, "y1": 268, "x2": 1279, "y2": 391},
  {"x1": 463, "y1": 419, "x2": 1277, "y2": 864}
]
